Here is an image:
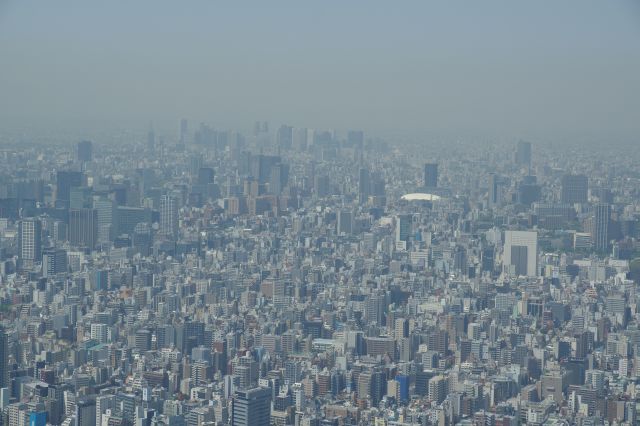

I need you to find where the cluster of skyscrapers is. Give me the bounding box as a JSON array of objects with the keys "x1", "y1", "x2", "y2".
[{"x1": 0, "y1": 122, "x2": 638, "y2": 425}]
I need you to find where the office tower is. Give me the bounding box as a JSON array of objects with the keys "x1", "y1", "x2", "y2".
[
  {"x1": 314, "y1": 175, "x2": 331, "y2": 197},
  {"x1": 594, "y1": 203, "x2": 611, "y2": 252},
  {"x1": 180, "y1": 118, "x2": 188, "y2": 143},
  {"x1": 160, "y1": 194, "x2": 179, "y2": 239},
  {"x1": 135, "y1": 329, "x2": 152, "y2": 352},
  {"x1": 370, "y1": 171, "x2": 386, "y2": 197},
  {"x1": 76, "y1": 397, "x2": 96, "y2": 426},
  {"x1": 189, "y1": 155, "x2": 203, "y2": 179},
  {"x1": 515, "y1": 140, "x2": 532, "y2": 168},
  {"x1": 69, "y1": 208, "x2": 98, "y2": 249},
  {"x1": 358, "y1": 168, "x2": 370, "y2": 204},
  {"x1": 561, "y1": 174, "x2": 588, "y2": 204},
  {"x1": 518, "y1": 175, "x2": 541, "y2": 206},
  {"x1": 276, "y1": 125, "x2": 293, "y2": 150},
  {"x1": 18, "y1": 218, "x2": 42, "y2": 265},
  {"x1": 365, "y1": 294, "x2": 387, "y2": 326},
  {"x1": 370, "y1": 370, "x2": 387, "y2": 407},
  {"x1": 503, "y1": 230, "x2": 538, "y2": 277},
  {"x1": 481, "y1": 246, "x2": 495, "y2": 273},
  {"x1": 42, "y1": 248, "x2": 67, "y2": 277},
  {"x1": 337, "y1": 210, "x2": 353, "y2": 235},
  {"x1": 292, "y1": 127, "x2": 309, "y2": 151},
  {"x1": 347, "y1": 130, "x2": 364, "y2": 148},
  {"x1": 194, "y1": 123, "x2": 217, "y2": 147},
  {"x1": 52, "y1": 221, "x2": 67, "y2": 243},
  {"x1": 268, "y1": 163, "x2": 289, "y2": 195},
  {"x1": 56, "y1": 171, "x2": 83, "y2": 206},
  {"x1": 395, "y1": 214, "x2": 412, "y2": 243},
  {"x1": 29, "y1": 412, "x2": 46, "y2": 426},
  {"x1": 231, "y1": 386, "x2": 271, "y2": 426},
  {"x1": 197, "y1": 167, "x2": 215, "y2": 185},
  {"x1": 77, "y1": 140, "x2": 93, "y2": 163},
  {"x1": 93, "y1": 197, "x2": 116, "y2": 243},
  {"x1": 395, "y1": 375, "x2": 410, "y2": 403},
  {"x1": 0, "y1": 327, "x2": 7, "y2": 389},
  {"x1": 423, "y1": 163, "x2": 438, "y2": 188},
  {"x1": 488, "y1": 173, "x2": 500, "y2": 206},
  {"x1": 250, "y1": 155, "x2": 281, "y2": 184},
  {"x1": 147, "y1": 128, "x2": 155, "y2": 151},
  {"x1": 70, "y1": 187, "x2": 92, "y2": 209},
  {"x1": 116, "y1": 206, "x2": 152, "y2": 235}
]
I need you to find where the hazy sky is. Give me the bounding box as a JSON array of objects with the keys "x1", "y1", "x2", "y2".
[{"x1": 1, "y1": 1, "x2": 639, "y2": 142}]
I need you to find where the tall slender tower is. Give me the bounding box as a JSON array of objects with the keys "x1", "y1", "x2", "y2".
[
  {"x1": 0, "y1": 326, "x2": 7, "y2": 389},
  {"x1": 594, "y1": 203, "x2": 610, "y2": 252},
  {"x1": 423, "y1": 163, "x2": 438, "y2": 188},
  {"x1": 160, "y1": 194, "x2": 179, "y2": 239},
  {"x1": 18, "y1": 218, "x2": 42, "y2": 265},
  {"x1": 358, "y1": 168, "x2": 371, "y2": 204}
]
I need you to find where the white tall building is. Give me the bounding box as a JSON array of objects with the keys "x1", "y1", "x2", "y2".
[
  {"x1": 160, "y1": 194, "x2": 179, "y2": 239},
  {"x1": 503, "y1": 230, "x2": 538, "y2": 277},
  {"x1": 18, "y1": 218, "x2": 42, "y2": 265}
]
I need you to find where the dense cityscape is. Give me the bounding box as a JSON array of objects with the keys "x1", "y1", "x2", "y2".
[{"x1": 0, "y1": 124, "x2": 639, "y2": 426}]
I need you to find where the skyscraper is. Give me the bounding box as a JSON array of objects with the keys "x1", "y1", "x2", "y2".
[
  {"x1": 358, "y1": 168, "x2": 371, "y2": 204},
  {"x1": 180, "y1": 118, "x2": 188, "y2": 144},
  {"x1": 42, "y1": 248, "x2": 68, "y2": 277},
  {"x1": 147, "y1": 128, "x2": 155, "y2": 151},
  {"x1": 197, "y1": 167, "x2": 215, "y2": 185},
  {"x1": 594, "y1": 203, "x2": 610, "y2": 252},
  {"x1": 395, "y1": 214, "x2": 412, "y2": 244},
  {"x1": 268, "y1": 163, "x2": 289, "y2": 195},
  {"x1": 93, "y1": 197, "x2": 116, "y2": 243},
  {"x1": 489, "y1": 173, "x2": 500, "y2": 207},
  {"x1": 0, "y1": 326, "x2": 7, "y2": 389},
  {"x1": 423, "y1": 163, "x2": 438, "y2": 188},
  {"x1": 503, "y1": 230, "x2": 538, "y2": 277},
  {"x1": 515, "y1": 140, "x2": 532, "y2": 168},
  {"x1": 77, "y1": 140, "x2": 93, "y2": 163},
  {"x1": 160, "y1": 194, "x2": 179, "y2": 239},
  {"x1": 18, "y1": 218, "x2": 42, "y2": 265},
  {"x1": 276, "y1": 125, "x2": 293, "y2": 150},
  {"x1": 56, "y1": 171, "x2": 83, "y2": 206},
  {"x1": 231, "y1": 386, "x2": 271, "y2": 426},
  {"x1": 69, "y1": 208, "x2": 98, "y2": 249},
  {"x1": 347, "y1": 130, "x2": 364, "y2": 148},
  {"x1": 561, "y1": 174, "x2": 588, "y2": 204},
  {"x1": 337, "y1": 210, "x2": 353, "y2": 235}
]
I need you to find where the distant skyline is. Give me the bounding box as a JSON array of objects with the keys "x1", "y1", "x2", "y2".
[{"x1": 1, "y1": 1, "x2": 639, "y2": 144}]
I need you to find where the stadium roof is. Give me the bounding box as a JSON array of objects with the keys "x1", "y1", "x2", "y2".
[{"x1": 401, "y1": 193, "x2": 441, "y2": 201}]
